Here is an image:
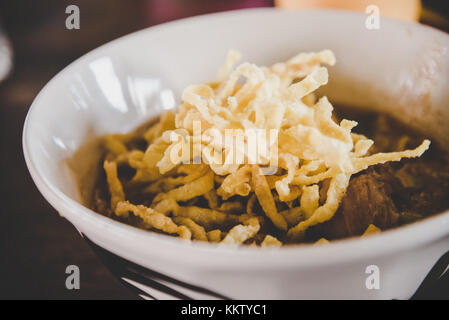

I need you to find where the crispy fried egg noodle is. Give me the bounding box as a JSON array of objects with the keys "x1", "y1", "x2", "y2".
[{"x1": 101, "y1": 50, "x2": 430, "y2": 246}]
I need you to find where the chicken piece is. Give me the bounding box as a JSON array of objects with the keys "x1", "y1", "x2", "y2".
[{"x1": 319, "y1": 167, "x2": 400, "y2": 239}]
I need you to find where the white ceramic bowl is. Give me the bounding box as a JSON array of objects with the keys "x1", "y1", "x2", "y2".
[{"x1": 23, "y1": 8, "x2": 449, "y2": 299}]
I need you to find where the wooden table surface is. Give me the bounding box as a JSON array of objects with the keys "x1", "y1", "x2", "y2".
[{"x1": 0, "y1": 0, "x2": 446, "y2": 300}]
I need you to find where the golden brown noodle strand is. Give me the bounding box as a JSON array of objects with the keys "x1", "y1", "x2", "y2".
[
  {"x1": 261, "y1": 235, "x2": 282, "y2": 247},
  {"x1": 287, "y1": 50, "x2": 336, "y2": 67},
  {"x1": 300, "y1": 185, "x2": 320, "y2": 219},
  {"x1": 294, "y1": 160, "x2": 325, "y2": 177},
  {"x1": 144, "y1": 164, "x2": 209, "y2": 193},
  {"x1": 302, "y1": 93, "x2": 316, "y2": 107},
  {"x1": 176, "y1": 103, "x2": 216, "y2": 134},
  {"x1": 177, "y1": 163, "x2": 203, "y2": 175},
  {"x1": 281, "y1": 124, "x2": 354, "y2": 172},
  {"x1": 246, "y1": 193, "x2": 257, "y2": 215},
  {"x1": 135, "y1": 137, "x2": 171, "y2": 182},
  {"x1": 214, "y1": 175, "x2": 225, "y2": 184},
  {"x1": 207, "y1": 229, "x2": 222, "y2": 242},
  {"x1": 177, "y1": 226, "x2": 192, "y2": 240},
  {"x1": 291, "y1": 167, "x2": 337, "y2": 186},
  {"x1": 251, "y1": 165, "x2": 287, "y2": 231},
  {"x1": 153, "y1": 170, "x2": 214, "y2": 203},
  {"x1": 234, "y1": 80, "x2": 265, "y2": 112},
  {"x1": 104, "y1": 133, "x2": 135, "y2": 156},
  {"x1": 351, "y1": 133, "x2": 368, "y2": 143},
  {"x1": 157, "y1": 131, "x2": 194, "y2": 174},
  {"x1": 114, "y1": 152, "x2": 131, "y2": 165},
  {"x1": 287, "y1": 173, "x2": 350, "y2": 240},
  {"x1": 165, "y1": 164, "x2": 209, "y2": 186},
  {"x1": 144, "y1": 111, "x2": 176, "y2": 144},
  {"x1": 217, "y1": 50, "x2": 242, "y2": 82},
  {"x1": 275, "y1": 153, "x2": 299, "y2": 201},
  {"x1": 279, "y1": 207, "x2": 305, "y2": 227},
  {"x1": 279, "y1": 186, "x2": 301, "y2": 202},
  {"x1": 314, "y1": 96, "x2": 355, "y2": 143},
  {"x1": 115, "y1": 201, "x2": 191, "y2": 240},
  {"x1": 265, "y1": 175, "x2": 286, "y2": 190},
  {"x1": 104, "y1": 134, "x2": 129, "y2": 156},
  {"x1": 217, "y1": 63, "x2": 265, "y2": 104},
  {"x1": 173, "y1": 217, "x2": 208, "y2": 241},
  {"x1": 217, "y1": 165, "x2": 252, "y2": 200},
  {"x1": 142, "y1": 119, "x2": 160, "y2": 144},
  {"x1": 143, "y1": 177, "x2": 168, "y2": 194},
  {"x1": 352, "y1": 140, "x2": 431, "y2": 173},
  {"x1": 173, "y1": 206, "x2": 242, "y2": 230},
  {"x1": 283, "y1": 67, "x2": 328, "y2": 102},
  {"x1": 352, "y1": 139, "x2": 374, "y2": 157},
  {"x1": 185, "y1": 197, "x2": 200, "y2": 206},
  {"x1": 180, "y1": 86, "x2": 233, "y2": 135},
  {"x1": 270, "y1": 50, "x2": 335, "y2": 87},
  {"x1": 152, "y1": 199, "x2": 179, "y2": 215},
  {"x1": 204, "y1": 189, "x2": 219, "y2": 209},
  {"x1": 125, "y1": 150, "x2": 146, "y2": 169},
  {"x1": 314, "y1": 238, "x2": 330, "y2": 245},
  {"x1": 362, "y1": 224, "x2": 381, "y2": 237},
  {"x1": 221, "y1": 217, "x2": 260, "y2": 245},
  {"x1": 217, "y1": 201, "x2": 244, "y2": 214},
  {"x1": 103, "y1": 160, "x2": 126, "y2": 214}
]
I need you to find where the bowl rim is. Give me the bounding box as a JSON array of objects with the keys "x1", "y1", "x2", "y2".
[{"x1": 23, "y1": 7, "x2": 449, "y2": 270}]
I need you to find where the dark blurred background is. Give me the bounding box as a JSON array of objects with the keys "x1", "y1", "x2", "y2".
[{"x1": 0, "y1": 0, "x2": 447, "y2": 300}]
